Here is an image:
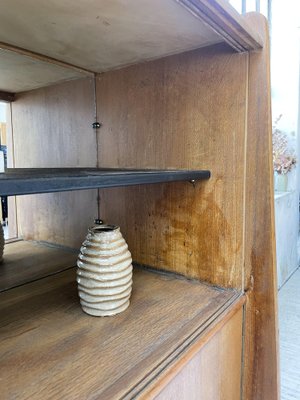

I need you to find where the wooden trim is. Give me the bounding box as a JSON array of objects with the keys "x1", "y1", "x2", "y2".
[
  {"x1": 139, "y1": 296, "x2": 245, "y2": 399},
  {"x1": 6, "y1": 103, "x2": 18, "y2": 239},
  {"x1": 0, "y1": 90, "x2": 15, "y2": 102},
  {"x1": 177, "y1": 0, "x2": 263, "y2": 51},
  {"x1": 243, "y1": 13, "x2": 279, "y2": 400},
  {"x1": 0, "y1": 41, "x2": 95, "y2": 77}
]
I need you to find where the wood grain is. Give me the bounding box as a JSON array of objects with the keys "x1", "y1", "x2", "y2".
[
  {"x1": 0, "y1": 267, "x2": 241, "y2": 400},
  {"x1": 178, "y1": 0, "x2": 263, "y2": 51},
  {"x1": 0, "y1": 240, "x2": 77, "y2": 292},
  {"x1": 243, "y1": 13, "x2": 279, "y2": 400},
  {"x1": 11, "y1": 78, "x2": 98, "y2": 248},
  {"x1": 0, "y1": 41, "x2": 94, "y2": 76},
  {"x1": 97, "y1": 44, "x2": 248, "y2": 288},
  {"x1": 0, "y1": 47, "x2": 88, "y2": 93},
  {"x1": 153, "y1": 307, "x2": 243, "y2": 400},
  {"x1": 5, "y1": 102, "x2": 18, "y2": 239},
  {"x1": 139, "y1": 296, "x2": 245, "y2": 399},
  {"x1": 0, "y1": 0, "x2": 222, "y2": 74}
]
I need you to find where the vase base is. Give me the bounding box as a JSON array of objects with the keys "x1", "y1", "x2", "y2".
[{"x1": 81, "y1": 300, "x2": 130, "y2": 317}]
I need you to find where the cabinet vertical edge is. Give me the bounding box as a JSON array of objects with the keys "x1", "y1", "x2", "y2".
[{"x1": 243, "y1": 13, "x2": 279, "y2": 400}]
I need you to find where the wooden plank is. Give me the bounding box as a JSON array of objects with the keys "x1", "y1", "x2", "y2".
[
  {"x1": 97, "y1": 44, "x2": 248, "y2": 288},
  {"x1": 0, "y1": 90, "x2": 15, "y2": 102},
  {"x1": 5, "y1": 103, "x2": 18, "y2": 239},
  {"x1": 0, "y1": 240, "x2": 77, "y2": 292},
  {"x1": 0, "y1": 0, "x2": 259, "y2": 77},
  {"x1": 139, "y1": 296, "x2": 245, "y2": 398},
  {"x1": 0, "y1": 168, "x2": 210, "y2": 196},
  {"x1": 11, "y1": 78, "x2": 98, "y2": 249},
  {"x1": 178, "y1": 0, "x2": 263, "y2": 51},
  {"x1": 0, "y1": 42, "x2": 94, "y2": 77},
  {"x1": 152, "y1": 307, "x2": 243, "y2": 400},
  {"x1": 0, "y1": 267, "x2": 241, "y2": 400},
  {"x1": 243, "y1": 13, "x2": 279, "y2": 400},
  {"x1": 0, "y1": 48, "x2": 88, "y2": 93}
]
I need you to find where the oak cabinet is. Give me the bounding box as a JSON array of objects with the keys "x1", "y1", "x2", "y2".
[{"x1": 0, "y1": 1, "x2": 278, "y2": 399}]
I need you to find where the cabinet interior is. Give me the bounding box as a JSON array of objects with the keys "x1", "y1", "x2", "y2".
[{"x1": 0, "y1": 2, "x2": 278, "y2": 399}]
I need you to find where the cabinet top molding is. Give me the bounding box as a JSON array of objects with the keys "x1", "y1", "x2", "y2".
[
  {"x1": 0, "y1": 0, "x2": 263, "y2": 93},
  {"x1": 178, "y1": 0, "x2": 263, "y2": 51}
]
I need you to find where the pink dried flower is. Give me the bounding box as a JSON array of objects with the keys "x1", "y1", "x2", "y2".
[{"x1": 273, "y1": 115, "x2": 296, "y2": 175}]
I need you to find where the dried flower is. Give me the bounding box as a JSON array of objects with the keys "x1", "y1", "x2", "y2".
[{"x1": 273, "y1": 115, "x2": 296, "y2": 175}]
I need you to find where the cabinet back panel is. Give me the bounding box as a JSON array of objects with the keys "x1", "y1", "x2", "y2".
[
  {"x1": 10, "y1": 78, "x2": 98, "y2": 248},
  {"x1": 97, "y1": 44, "x2": 248, "y2": 288}
]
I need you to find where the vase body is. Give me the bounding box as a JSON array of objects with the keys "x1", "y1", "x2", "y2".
[
  {"x1": 77, "y1": 225, "x2": 133, "y2": 317},
  {"x1": 0, "y1": 223, "x2": 4, "y2": 262},
  {"x1": 274, "y1": 173, "x2": 288, "y2": 192}
]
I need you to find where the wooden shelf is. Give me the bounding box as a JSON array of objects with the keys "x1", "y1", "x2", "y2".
[
  {"x1": 0, "y1": 168, "x2": 210, "y2": 196},
  {"x1": 0, "y1": 264, "x2": 242, "y2": 399},
  {"x1": 0, "y1": 0, "x2": 262, "y2": 94},
  {"x1": 0, "y1": 240, "x2": 77, "y2": 292}
]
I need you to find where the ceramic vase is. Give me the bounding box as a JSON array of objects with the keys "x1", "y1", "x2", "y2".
[
  {"x1": 77, "y1": 225, "x2": 133, "y2": 317},
  {"x1": 274, "y1": 173, "x2": 288, "y2": 192},
  {"x1": 0, "y1": 223, "x2": 4, "y2": 263}
]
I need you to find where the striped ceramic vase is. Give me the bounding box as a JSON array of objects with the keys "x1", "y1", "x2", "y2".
[{"x1": 77, "y1": 225, "x2": 133, "y2": 317}]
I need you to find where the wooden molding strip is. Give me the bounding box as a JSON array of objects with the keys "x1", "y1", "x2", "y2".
[
  {"x1": 138, "y1": 296, "x2": 245, "y2": 399},
  {"x1": 0, "y1": 41, "x2": 95, "y2": 77},
  {"x1": 176, "y1": 0, "x2": 263, "y2": 52},
  {"x1": 242, "y1": 13, "x2": 279, "y2": 400},
  {"x1": 0, "y1": 90, "x2": 15, "y2": 102}
]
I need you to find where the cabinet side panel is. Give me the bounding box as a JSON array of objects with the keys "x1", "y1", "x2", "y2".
[
  {"x1": 152, "y1": 308, "x2": 243, "y2": 400},
  {"x1": 243, "y1": 14, "x2": 279, "y2": 400},
  {"x1": 11, "y1": 78, "x2": 98, "y2": 248},
  {"x1": 97, "y1": 44, "x2": 247, "y2": 288}
]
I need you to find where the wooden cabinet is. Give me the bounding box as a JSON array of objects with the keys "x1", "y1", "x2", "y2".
[{"x1": 0, "y1": 1, "x2": 278, "y2": 399}]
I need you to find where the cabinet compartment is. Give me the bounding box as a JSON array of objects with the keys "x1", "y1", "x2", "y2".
[{"x1": 0, "y1": 254, "x2": 243, "y2": 399}]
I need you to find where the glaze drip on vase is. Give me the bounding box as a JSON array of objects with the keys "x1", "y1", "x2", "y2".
[{"x1": 77, "y1": 225, "x2": 133, "y2": 316}]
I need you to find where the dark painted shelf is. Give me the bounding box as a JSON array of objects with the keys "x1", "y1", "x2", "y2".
[{"x1": 0, "y1": 168, "x2": 211, "y2": 196}]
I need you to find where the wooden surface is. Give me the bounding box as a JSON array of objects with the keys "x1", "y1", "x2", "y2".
[
  {"x1": 11, "y1": 78, "x2": 98, "y2": 248},
  {"x1": 178, "y1": 0, "x2": 262, "y2": 51},
  {"x1": 0, "y1": 47, "x2": 86, "y2": 93},
  {"x1": 0, "y1": 267, "x2": 241, "y2": 400},
  {"x1": 0, "y1": 168, "x2": 210, "y2": 196},
  {"x1": 97, "y1": 44, "x2": 248, "y2": 288},
  {"x1": 0, "y1": 240, "x2": 77, "y2": 292},
  {"x1": 153, "y1": 307, "x2": 243, "y2": 400},
  {"x1": 0, "y1": 0, "x2": 223, "y2": 74},
  {"x1": 243, "y1": 13, "x2": 279, "y2": 400},
  {"x1": 0, "y1": 1, "x2": 262, "y2": 92},
  {"x1": 5, "y1": 103, "x2": 18, "y2": 239},
  {"x1": 0, "y1": 41, "x2": 94, "y2": 76}
]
